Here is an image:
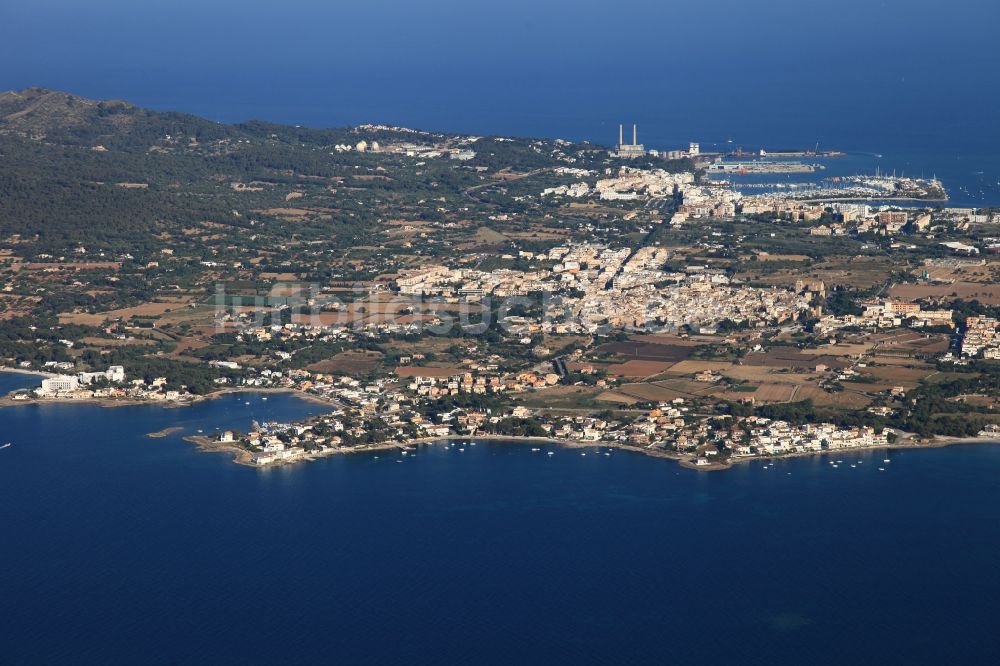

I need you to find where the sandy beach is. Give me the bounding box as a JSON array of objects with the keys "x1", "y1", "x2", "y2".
[{"x1": 0, "y1": 367, "x2": 57, "y2": 379}]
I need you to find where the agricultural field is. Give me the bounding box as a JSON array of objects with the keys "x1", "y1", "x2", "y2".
[
  {"x1": 395, "y1": 365, "x2": 467, "y2": 378},
  {"x1": 79, "y1": 336, "x2": 156, "y2": 348},
  {"x1": 516, "y1": 385, "x2": 604, "y2": 412},
  {"x1": 793, "y1": 385, "x2": 871, "y2": 409},
  {"x1": 910, "y1": 260, "x2": 999, "y2": 283},
  {"x1": 59, "y1": 298, "x2": 197, "y2": 326},
  {"x1": 856, "y1": 364, "x2": 938, "y2": 388},
  {"x1": 664, "y1": 360, "x2": 738, "y2": 375},
  {"x1": 595, "y1": 340, "x2": 694, "y2": 363},
  {"x1": 714, "y1": 365, "x2": 816, "y2": 384},
  {"x1": 889, "y1": 282, "x2": 1000, "y2": 304},
  {"x1": 742, "y1": 349, "x2": 850, "y2": 370},
  {"x1": 308, "y1": 350, "x2": 384, "y2": 375},
  {"x1": 735, "y1": 255, "x2": 893, "y2": 290},
  {"x1": 603, "y1": 360, "x2": 677, "y2": 378}
]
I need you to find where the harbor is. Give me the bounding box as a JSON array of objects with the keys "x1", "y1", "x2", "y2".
[{"x1": 706, "y1": 160, "x2": 823, "y2": 174}]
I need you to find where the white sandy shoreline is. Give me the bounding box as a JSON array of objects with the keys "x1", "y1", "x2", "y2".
[
  {"x1": 6, "y1": 368, "x2": 999, "y2": 471},
  {"x1": 0, "y1": 367, "x2": 56, "y2": 379},
  {"x1": 180, "y1": 430, "x2": 1000, "y2": 472}
]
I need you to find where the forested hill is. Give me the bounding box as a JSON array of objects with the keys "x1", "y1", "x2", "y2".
[
  {"x1": 0, "y1": 87, "x2": 238, "y2": 149},
  {"x1": 0, "y1": 88, "x2": 605, "y2": 256},
  {"x1": 0, "y1": 87, "x2": 397, "y2": 150}
]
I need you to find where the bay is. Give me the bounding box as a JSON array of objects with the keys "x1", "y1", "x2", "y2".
[{"x1": 2, "y1": 372, "x2": 1000, "y2": 664}]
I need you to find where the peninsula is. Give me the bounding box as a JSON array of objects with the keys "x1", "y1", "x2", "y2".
[{"x1": 3, "y1": 89, "x2": 1000, "y2": 470}]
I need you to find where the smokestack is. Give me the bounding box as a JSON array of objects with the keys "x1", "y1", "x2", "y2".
[
  {"x1": 633, "y1": 124, "x2": 637, "y2": 146},
  {"x1": 619, "y1": 124, "x2": 623, "y2": 146}
]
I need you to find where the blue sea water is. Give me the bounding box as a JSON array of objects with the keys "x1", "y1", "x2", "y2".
[
  {"x1": 3, "y1": 3, "x2": 1000, "y2": 661},
  {"x1": 2, "y1": 1, "x2": 999, "y2": 206},
  {"x1": 3, "y1": 371, "x2": 1000, "y2": 664}
]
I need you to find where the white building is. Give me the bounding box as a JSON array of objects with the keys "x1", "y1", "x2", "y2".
[
  {"x1": 39, "y1": 375, "x2": 80, "y2": 395},
  {"x1": 77, "y1": 365, "x2": 126, "y2": 386}
]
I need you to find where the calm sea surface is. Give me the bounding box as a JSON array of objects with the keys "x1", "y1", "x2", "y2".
[
  {"x1": 4, "y1": 64, "x2": 1000, "y2": 207},
  {"x1": 2, "y1": 372, "x2": 1000, "y2": 664}
]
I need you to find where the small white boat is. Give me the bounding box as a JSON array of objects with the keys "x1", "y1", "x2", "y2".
[
  {"x1": 878, "y1": 467, "x2": 885, "y2": 471},
  {"x1": 244, "y1": 401, "x2": 250, "y2": 405},
  {"x1": 883, "y1": 459, "x2": 891, "y2": 463},
  {"x1": 604, "y1": 452, "x2": 610, "y2": 456},
  {"x1": 531, "y1": 448, "x2": 541, "y2": 452},
  {"x1": 580, "y1": 452, "x2": 586, "y2": 457},
  {"x1": 0, "y1": 443, "x2": 10, "y2": 450},
  {"x1": 262, "y1": 397, "x2": 267, "y2": 401},
  {"x1": 459, "y1": 448, "x2": 465, "y2": 452},
  {"x1": 547, "y1": 451, "x2": 555, "y2": 456}
]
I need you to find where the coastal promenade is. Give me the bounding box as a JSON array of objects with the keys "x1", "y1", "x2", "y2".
[{"x1": 177, "y1": 423, "x2": 1000, "y2": 473}]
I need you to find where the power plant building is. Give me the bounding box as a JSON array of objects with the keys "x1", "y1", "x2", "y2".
[{"x1": 611, "y1": 124, "x2": 645, "y2": 159}]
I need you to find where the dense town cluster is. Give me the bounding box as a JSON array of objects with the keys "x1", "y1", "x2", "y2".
[
  {"x1": 228, "y1": 384, "x2": 894, "y2": 467},
  {"x1": 543, "y1": 164, "x2": 993, "y2": 250},
  {"x1": 960, "y1": 317, "x2": 1000, "y2": 359},
  {"x1": 394, "y1": 244, "x2": 812, "y2": 334},
  {"x1": 814, "y1": 299, "x2": 955, "y2": 335}
]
